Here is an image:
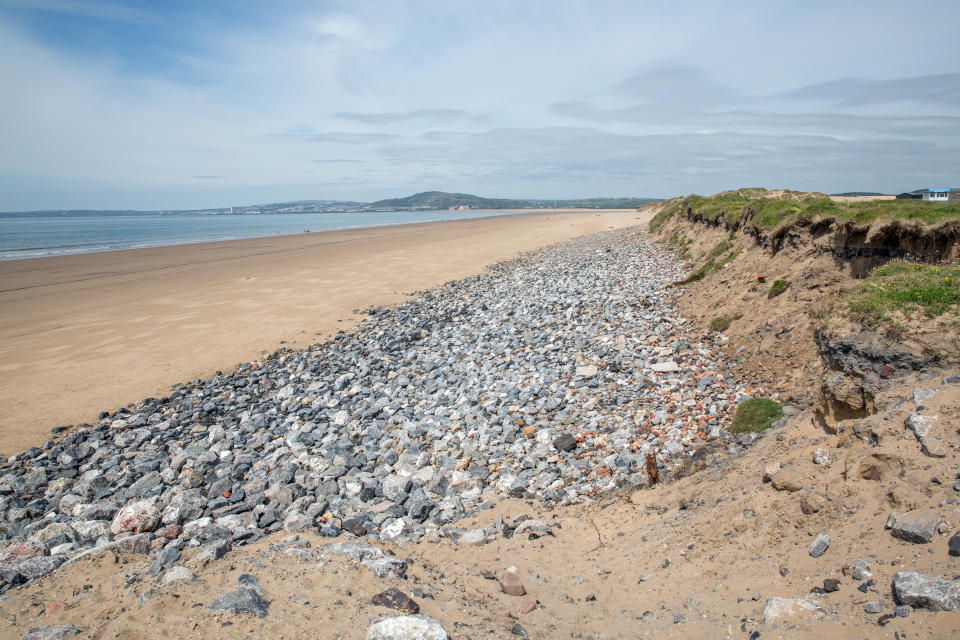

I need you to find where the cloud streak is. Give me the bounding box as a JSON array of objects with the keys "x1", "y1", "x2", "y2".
[
  {"x1": 335, "y1": 109, "x2": 472, "y2": 124},
  {"x1": 786, "y1": 73, "x2": 960, "y2": 107},
  {"x1": 0, "y1": 0, "x2": 958, "y2": 210}
]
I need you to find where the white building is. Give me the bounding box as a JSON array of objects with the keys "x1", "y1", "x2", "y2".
[{"x1": 922, "y1": 188, "x2": 952, "y2": 202}]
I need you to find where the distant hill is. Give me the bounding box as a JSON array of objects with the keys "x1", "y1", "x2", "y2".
[
  {"x1": 370, "y1": 191, "x2": 659, "y2": 210},
  {"x1": 0, "y1": 191, "x2": 660, "y2": 217}
]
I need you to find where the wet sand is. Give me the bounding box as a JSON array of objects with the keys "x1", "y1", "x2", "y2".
[{"x1": 0, "y1": 209, "x2": 648, "y2": 454}]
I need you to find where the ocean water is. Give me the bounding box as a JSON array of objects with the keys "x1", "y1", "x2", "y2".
[{"x1": 0, "y1": 209, "x2": 538, "y2": 261}]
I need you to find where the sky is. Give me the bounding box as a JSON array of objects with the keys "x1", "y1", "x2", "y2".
[{"x1": 0, "y1": 0, "x2": 958, "y2": 211}]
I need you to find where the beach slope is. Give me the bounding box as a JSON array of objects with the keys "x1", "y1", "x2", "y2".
[{"x1": 0, "y1": 209, "x2": 645, "y2": 454}]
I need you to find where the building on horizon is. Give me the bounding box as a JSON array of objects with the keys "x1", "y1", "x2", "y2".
[{"x1": 896, "y1": 188, "x2": 960, "y2": 201}]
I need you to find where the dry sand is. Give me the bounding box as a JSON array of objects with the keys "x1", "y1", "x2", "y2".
[
  {"x1": 828, "y1": 195, "x2": 897, "y2": 203},
  {"x1": 0, "y1": 210, "x2": 646, "y2": 455}
]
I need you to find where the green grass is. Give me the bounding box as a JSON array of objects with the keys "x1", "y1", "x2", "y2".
[
  {"x1": 846, "y1": 260, "x2": 960, "y2": 329},
  {"x1": 768, "y1": 279, "x2": 789, "y2": 298},
  {"x1": 709, "y1": 312, "x2": 742, "y2": 332},
  {"x1": 649, "y1": 198, "x2": 684, "y2": 233},
  {"x1": 729, "y1": 398, "x2": 783, "y2": 433},
  {"x1": 683, "y1": 248, "x2": 741, "y2": 283},
  {"x1": 683, "y1": 188, "x2": 960, "y2": 230},
  {"x1": 667, "y1": 231, "x2": 693, "y2": 259},
  {"x1": 706, "y1": 238, "x2": 734, "y2": 259}
]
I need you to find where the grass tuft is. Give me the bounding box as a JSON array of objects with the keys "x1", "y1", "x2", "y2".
[
  {"x1": 709, "y1": 312, "x2": 742, "y2": 332},
  {"x1": 768, "y1": 279, "x2": 789, "y2": 298},
  {"x1": 846, "y1": 260, "x2": 960, "y2": 329},
  {"x1": 729, "y1": 398, "x2": 783, "y2": 433}
]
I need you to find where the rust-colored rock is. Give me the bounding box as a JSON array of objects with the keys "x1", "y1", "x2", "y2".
[
  {"x1": 1, "y1": 541, "x2": 45, "y2": 562},
  {"x1": 498, "y1": 570, "x2": 526, "y2": 596},
  {"x1": 45, "y1": 601, "x2": 65, "y2": 616},
  {"x1": 154, "y1": 525, "x2": 183, "y2": 540},
  {"x1": 645, "y1": 453, "x2": 659, "y2": 486}
]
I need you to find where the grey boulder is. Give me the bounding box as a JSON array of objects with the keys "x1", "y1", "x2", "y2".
[
  {"x1": 210, "y1": 587, "x2": 270, "y2": 617},
  {"x1": 22, "y1": 626, "x2": 80, "y2": 640},
  {"x1": 892, "y1": 571, "x2": 960, "y2": 611},
  {"x1": 887, "y1": 510, "x2": 940, "y2": 544}
]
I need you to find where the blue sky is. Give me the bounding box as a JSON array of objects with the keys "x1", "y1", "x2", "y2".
[{"x1": 0, "y1": 0, "x2": 958, "y2": 210}]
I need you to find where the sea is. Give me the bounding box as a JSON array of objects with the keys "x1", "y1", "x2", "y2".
[{"x1": 0, "y1": 209, "x2": 541, "y2": 261}]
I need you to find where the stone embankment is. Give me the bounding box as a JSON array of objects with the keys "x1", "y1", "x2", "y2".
[{"x1": 0, "y1": 228, "x2": 755, "y2": 595}]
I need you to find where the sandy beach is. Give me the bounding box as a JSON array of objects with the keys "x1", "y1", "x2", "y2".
[{"x1": 0, "y1": 209, "x2": 645, "y2": 455}]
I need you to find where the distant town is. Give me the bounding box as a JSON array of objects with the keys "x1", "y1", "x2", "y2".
[{"x1": 0, "y1": 191, "x2": 661, "y2": 218}]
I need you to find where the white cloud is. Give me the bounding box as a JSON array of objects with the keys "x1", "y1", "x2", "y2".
[{"x1": 0, "y1": 0, "x2": 958, "y2": 210}]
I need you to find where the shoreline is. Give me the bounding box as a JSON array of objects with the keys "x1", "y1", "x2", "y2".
[
  {"x1": 0, "y1": 208, "x2": 648, "y2": 454},
  {"x1": 0, "y1": 208, "x2": 614, "y2": 262}
]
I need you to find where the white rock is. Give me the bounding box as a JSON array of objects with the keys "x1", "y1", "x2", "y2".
[
  {"x1": 650, "y1": 361, "x2": 679, "y2": 373},
  {"x1": 459, "y1": 528, "x2": 487, "y2": 545},
  {"x1": 367, "y1": 615, "x2": 449, "y2": 640},
  {"x1": 575, "y1": 365, "x2": 598, "y2": 379},
  {"x1": 162, "y1": 565, "x2": 196, "y2": 585},
  {"x1": 761, "y1": 596, "x2": 821, "y2": 623},
  {"x1": 380, "y1": 518, "x2": 413, "y2": 542},
  {"x1": 283, "y1": 510, "x2": 313, "y2": 532},
  {"x1": 513, "y1": 519, "x2": 552, "y2": 536}
]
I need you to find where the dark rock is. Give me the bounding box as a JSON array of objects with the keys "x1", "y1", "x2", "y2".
[
  {"x1": 948, "y1": 531, "x2": 960, "y2": 557},
  {"x1": 147, "y1": 547, "x2": 181, "y2": 576},
  {"x1": 553, "y1": 434, "x2": 577, "y2": 453},
  {"x1": 864, "y1": 601, "x2": 882, "y2": 613},
  {"x1": 210, "y1": 587, "x2": 270, "y2": 617},
  {"x1": 371, "y1": 587, "x2": 420, "y2": 614}
]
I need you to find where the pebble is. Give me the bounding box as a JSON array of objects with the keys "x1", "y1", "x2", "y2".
[
  {"x1": 809, "y1": 533, "x2": 830, "y2": 558},
  {"x1": 498, "y1": 569, "x2": 527, "y2": 596},
  {"x1": 852, "y1": 558, "x2": 873, "y2": 580},
  {"x1": 864, "y1": 601, "x2": 883, "y2": 614},
  {"x1": 362, "y1": 557, "x2": 408, "y2": 579},
  {"x1": 0, "y1": 230, "x2": 753, "y2": 590}
]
